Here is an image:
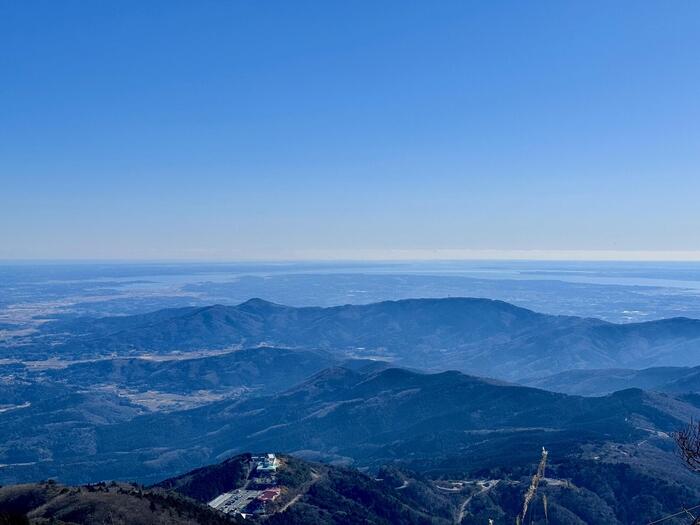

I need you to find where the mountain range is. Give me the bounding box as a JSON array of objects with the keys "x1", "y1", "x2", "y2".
[
  {"x1": 4, "y1": 297, "x2": 700, "y2": 523},
  {"x1": 4, "y1": 364, "x2": 699, "y2": 490},
  {"x1": 10, "y1": 297, "x2": 700, "y2": 380}
]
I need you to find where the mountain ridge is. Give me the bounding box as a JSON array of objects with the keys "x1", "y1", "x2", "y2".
[
  {"x1": 523, "y1": 364, "x2": 700, "y2": 396},
  {"x1": 15, "y1": 297, "x2": 700, "y2": 380},
  {"x1": 4, "y1": 364, "x2": 695, "y2": 486}
]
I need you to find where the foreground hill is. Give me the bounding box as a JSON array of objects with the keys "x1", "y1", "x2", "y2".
[
  {"x1": 154, "y1": 452, "x2": 700, "y2": 525},
  {"x1": 156, "y1": 453, "x2": 454, "y2": 525},
  {"x1": 0, "y1": 454, "x2": 456, "y2": 525},
  {"x1": 2, "y1": 451, "x2": 695, "y2": 524},
  {"x1": 0, "y1": 480, "x2": 238, "y2": 525},
  {"x1": 13, "y1": 298, "x2": 700, "y2": 380}
]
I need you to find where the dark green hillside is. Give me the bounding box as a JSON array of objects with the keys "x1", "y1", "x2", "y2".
[
  {"x1": 0, "y1": 480, "x2": 240, "y2": 525},
  {"x1": 3, "y1": 364, "x2": 700, "y2": 524},
  {"x1": 266, "y1": 466, "x2": 452, "y2": 525},
  {"x1": 1, "y1": 450, "x2": 697, "y2": 524},
  {"x1": 5, "y1": 366, "x2": 695, "y2": 486},
  {"x1": 157, "y1": 453, "x2": 455, "y2": 525},
  {"x1": 0, "y1": 385, "x2": 142, "y2": 484},
  {"x1": 154, "y1": 453, "x2": 252, "y2": 503},
  {"x1": 154, "y1": 453, "x2": 700, "y2": 525},
  {"x1": 459, "y1": 460, "x2": 699, "y2": 525}
]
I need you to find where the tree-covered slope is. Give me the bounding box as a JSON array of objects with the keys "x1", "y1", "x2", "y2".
[{"x1": 17, "y1": 298, "x2": 700, "y2": 380}]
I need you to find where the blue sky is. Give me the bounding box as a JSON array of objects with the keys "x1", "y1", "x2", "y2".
[{"x1": 2, "y1": 1, "x2": 699, "y2": 260}]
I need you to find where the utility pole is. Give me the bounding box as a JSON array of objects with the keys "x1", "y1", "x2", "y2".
[{"x1": 516, "y1": 448, "x2": 548, "y2": 525}]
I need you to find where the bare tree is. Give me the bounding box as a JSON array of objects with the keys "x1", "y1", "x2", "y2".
[
  {"x1": 645, "y1": 422, "x2": 700, "y2": 524},
  {"x1": 674, "y1": 419, "x2": 700, "y2": 474}
]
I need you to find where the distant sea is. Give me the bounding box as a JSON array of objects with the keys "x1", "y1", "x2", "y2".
[{"x1": 3, "y1": 261, "x2": 700, "y2": 332}]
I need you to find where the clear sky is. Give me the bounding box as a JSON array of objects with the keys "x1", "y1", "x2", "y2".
[{"x1": 2, "y1": 1, "x2": 699, "y2": 260}]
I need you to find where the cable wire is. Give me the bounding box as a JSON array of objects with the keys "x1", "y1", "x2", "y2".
[{"x1": 647, "y1": 504, "x2": 700, "y2": 525}]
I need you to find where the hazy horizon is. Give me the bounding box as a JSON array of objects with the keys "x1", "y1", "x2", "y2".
[{"x1": 6, "y1": 250, "x2": 700, "y2": 263}]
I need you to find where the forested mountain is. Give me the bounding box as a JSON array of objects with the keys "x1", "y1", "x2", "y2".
[
  {"x1": 3, "y1": 365, "x2": 698, "y2": 493},
  {"x1": 0, "y1": 480, "x2": 239, "y2": 525},
  {"x1": 10, "y1": 298, "x2": 700, "y2": 380},
  {"x1": 4, "y1": 298, "x2": 700, "y2": 523},
  {"x1": 43, "y1": 347, "x2": 338, "y2": 397},
  {"x1": 4, "y1": 452, "x2": 691, "y2": 525}
]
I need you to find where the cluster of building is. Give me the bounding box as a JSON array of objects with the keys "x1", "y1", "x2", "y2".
[
  {"x1": 208, "y1": 453, "x2": 282, "y2": 517},
  {"x1": 254, "y1": 453, "x2": 279, "y2": 473}
]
